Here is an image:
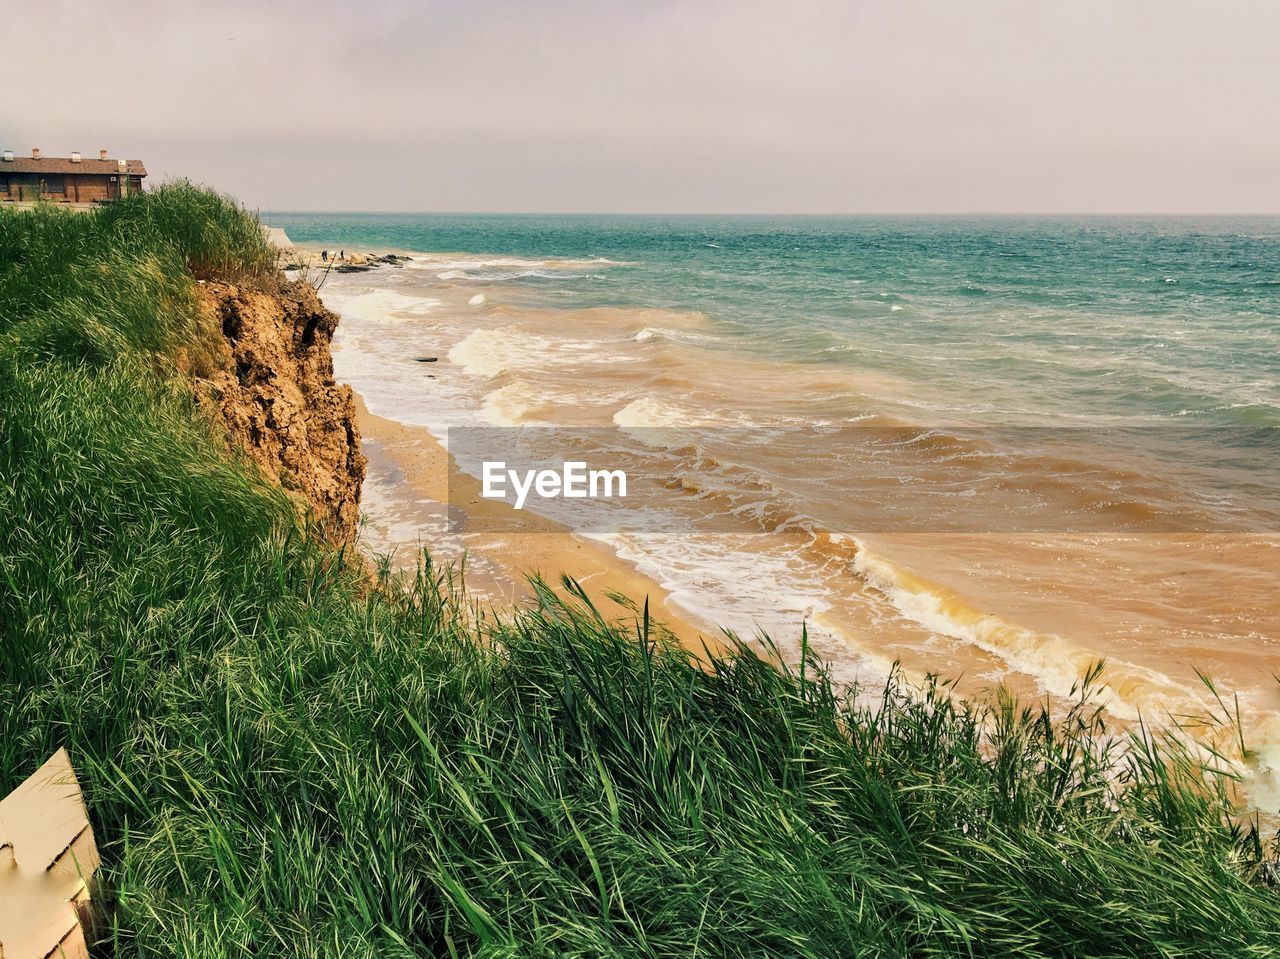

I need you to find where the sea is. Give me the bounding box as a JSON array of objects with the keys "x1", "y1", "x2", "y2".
[{"x1": 265, "y1": 212, "x2": 1280, "y2": 806}]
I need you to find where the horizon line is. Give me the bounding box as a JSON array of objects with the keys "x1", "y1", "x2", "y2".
[{"x1": 256, "y1": 208, "x2": 1280, "y2": 218}]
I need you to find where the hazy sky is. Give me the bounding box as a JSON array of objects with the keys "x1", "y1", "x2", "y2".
[{"x1": 8, "y1": 0, "x2": 1280, "y2": 213}]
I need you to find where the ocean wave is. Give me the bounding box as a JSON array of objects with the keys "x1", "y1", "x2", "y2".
[
  {"x1": 324, "y1": 288, "x2": 441, "y2": 324},
  {"x1": 479, "y1": 382, "x2": 547, "y2": 427},
  {"x1": 438, "y1": 268, "x2": 575, "y2": 282},
  {"x1": 631, "y1": 326, "x2": 717, "y2": 345},
  {"x1": 448, "y1": 326, "x2": 619, "y2": 379},
  {"x1": 612, "y1": 396, "x2": 762, "y2": 433},
  {"x1": 845, "y1": 538, "x2": 1176, "y2": 718},
  {"x1": 843, "y1": 534, "x2": 1280, "y2": 807},
  {"x1": 583, "y1": 525, "x2": 849, "y2": 666},
  {"x1": 408, "y1": 253, "x2": 635, "y2": 274},
  {"x1": 446, "y1": 327, "x2": 561, "y2": 378},
  {"x1": 613, "y1": 396, "x2": 709, "y2": 431}
]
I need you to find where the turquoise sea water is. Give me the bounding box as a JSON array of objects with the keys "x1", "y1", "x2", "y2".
[{"x1": 266, "y1": 213, "x2": 1280, "y2": 427}]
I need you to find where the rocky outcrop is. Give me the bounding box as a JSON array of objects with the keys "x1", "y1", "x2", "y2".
[{"x1": 192, "y1": 280, "x2": 366, "y2": 544}]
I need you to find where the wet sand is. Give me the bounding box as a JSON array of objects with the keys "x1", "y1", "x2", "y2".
[{"x1": 353, "y1": 393, "x2": 728, "y2": 660}]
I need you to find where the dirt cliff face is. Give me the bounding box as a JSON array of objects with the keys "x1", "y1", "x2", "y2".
[{"x1": 192, "y1": 281, "x2": 366, "y2": 544}]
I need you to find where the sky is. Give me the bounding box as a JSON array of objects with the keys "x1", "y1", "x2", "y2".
[{"x1": 7, "y1": 0, "x2": 1280, "y2": 213}]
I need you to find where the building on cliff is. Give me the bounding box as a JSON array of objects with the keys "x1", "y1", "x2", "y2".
[{"x1": 0, "y1": 148, "x2": 146, "y2": 204}]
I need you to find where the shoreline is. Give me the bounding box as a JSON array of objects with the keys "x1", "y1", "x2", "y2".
[
  {"x1": 351, "y1": 392, "x2": 728, "y2": 661},
  {"x1": 306, "y1": 230, "x2": 1280, "y2": 813}
]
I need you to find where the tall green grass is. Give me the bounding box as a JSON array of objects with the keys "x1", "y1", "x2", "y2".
[
  {"x1": 0, "y1": 182, "x2": 273, "y2": 369},
  {"x1": 2, "y1": 189, "x2": 1278, "y2": 957}
]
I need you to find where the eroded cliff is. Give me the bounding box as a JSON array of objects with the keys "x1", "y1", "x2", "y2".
[{"x1": 192, "y1": 280, "x2": 366, "y2": 544}]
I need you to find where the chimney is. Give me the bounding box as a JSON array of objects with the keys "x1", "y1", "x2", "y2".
[
  {"x1": 31, "y1": 147, "x2": 41, "y2": 160},
  {"x1": 99, "y1": 148, "x2": 109, "y2": 160},
  {"x1": 71, "y1": 151, "x2": 82, "y2": 163},
  {"x1": 2, "y1": 151, "x2": 13, "y2": 162}
]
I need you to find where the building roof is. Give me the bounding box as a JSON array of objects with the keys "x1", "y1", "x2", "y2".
[{"x1": 0, "y1": 157, "x2": 147, "y2": 176}]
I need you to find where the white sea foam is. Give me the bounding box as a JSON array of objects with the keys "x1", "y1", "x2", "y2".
[
  {"x1": 448, "y1": 327, "x2": 614, "y2": 379},
  {"x1": 1245, "y1": 716, "x2": 1280, "y2": 816},
  {"x1": 409, "y1": 253, "x2": 635, "y2": 274},
  {"x1": 613, "y1": 396, "x2": 709, "y2": 430},
  {"x1": 448, "y1": 328, "x2": 548, "y2": 378},
  {"x1": 590, "y1": 527, "x2": 837, "y2": 645},
  {"x1": 325, "y1": 288, "x2": 441, "y2": 324},
  {"x1": 613, "y1": 396, "x2": 765, "y2": 434},
  {"x1": 480, "y1": 383, "x2": 546, "y2": 426},
  {"x1": 632, "y1": 326, "x2": 716, "y2": 345},
  {"x1": 579, "y1": 522, "x2": 905, "y2": 690},
  {"x1": 468, "y1": 294, "x2": 487, "y2": 305}
]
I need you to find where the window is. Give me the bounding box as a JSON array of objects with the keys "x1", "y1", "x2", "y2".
[{"x1": 40, "y1": 176, "x2": 66, "y2": 195}]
